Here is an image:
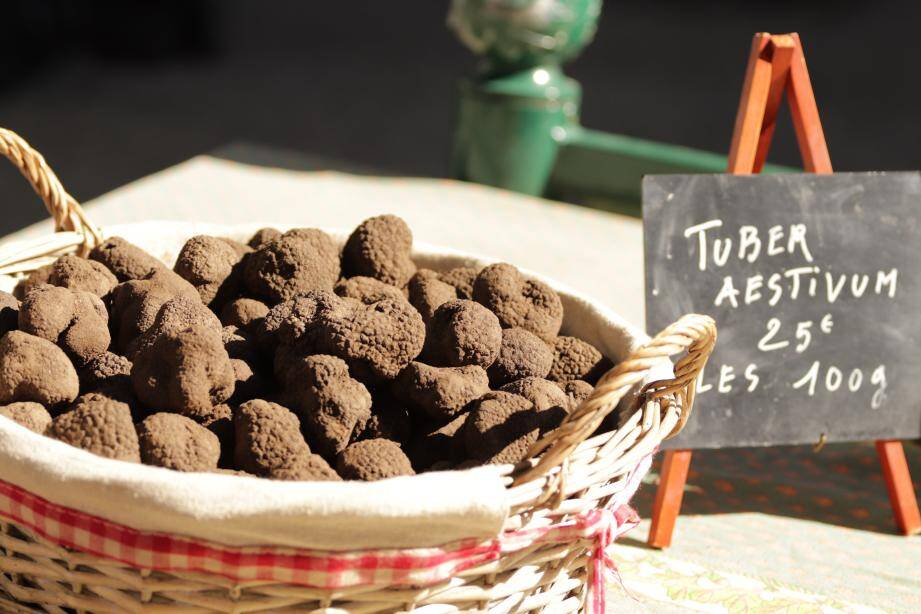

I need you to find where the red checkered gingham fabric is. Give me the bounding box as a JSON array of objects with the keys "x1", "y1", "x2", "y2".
[{"x1": 0, "y1": 454, "x2": 650, "y2": 612}]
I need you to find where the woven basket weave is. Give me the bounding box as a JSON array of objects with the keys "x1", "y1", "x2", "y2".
[{"x1": 0, "y1": 128, "x2": 715, "y2": 613}]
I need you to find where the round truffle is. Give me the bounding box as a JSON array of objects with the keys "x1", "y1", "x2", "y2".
[
  {"x1": 487, "y1": 327, "x2": 553, "y2": 386},
  {"x1": 408, "y1": 273, "x2": 457, "y2": 323},
  {"x1": 254, "y1": 291, "x2": 325, "y2": 351},
  {"x1": 0, "y1": 331, "x2": 79, "y2": 407},
  {"x1": 243, "y1": 228, "x2": 340, "y2": 303},
  {"x1": 342, "y1": 215, "x2": 416, "y2": 287},
  {"x1": 398, "y1": 362, "x2": 489, "y2": 422},
  {"x1": 14, "y1": 264, "x2": 53, "y2": 299},
  {"x1": 174, "y1": 235, "x2": 243, "y2": 307},
  {"x1": 48, "y1": 393, "x2": 140, "y2": 461},
  {"x1": 233, "y1": 399, "x2": 312, "y2": 478},
  {"x1": 247, "y1": 227, "x2": 282, "y2": 249},
  {"x1": 89, "y1": 236, "x2": 166, "y2": 282},
  {"x1": 0, "y1": 401, "x2": 52, "y2": 434},
  {"x1": 220, "y1": 298, "x2": 269, "y2": 334},
  {"x1": 127, "y1": 295, "x2": 223, "y2": 359},
  {"x1": 131, "y1": 324, "x2": 236, "y2": 419},
  {"x1": 109, "y1": 268, "x2": 200, "y2": 352},
  {"x1": 500, "y1": 377, "x2": 569, "y2": 432},
  {"x1": 336, "y1": 438, "x2": 415, "y2": 481},
  {"x1": 335, "y1": 276, "x2": 406, "y2": 305},
  {"x1": 137, "y1": 412, "x2": 221, "y2": 471},
  {"x1": 0, "y1": 291, "x2": 19, "y2": 337},
  {"x1": 46, "y1": 254, "x2": 118, "y2": 297},
  {"x1": 473, "y1": 263, "x2": 563, "y2": 341},
  {"x1": 425, "y1": 300, "x2": 502, "y2": 369},
  {"x1": 439, "y1": 267, "x2": 479, "y2": 300},
  {"x1": 276, "y1": 354, "x2": 372, "y2": 457},
  {"x1": 548, "y1": 336, "x2": 612, "y2": 384},
  {"x1": 463, "y1": 391, "x2": 541, "y2": 465},
  {"x1": 18, "y1": 285, "x2": 110, "y2": 364},
  {"x1": 78, "y1": 351, "x2": 133, "y2": 401},
  {"x1": 314, "y1": 294, "x2": 426, "y2": 379}
]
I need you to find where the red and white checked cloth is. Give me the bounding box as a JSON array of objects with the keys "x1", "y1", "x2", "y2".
[{"x1": 0, "y1": 454, "x2": 650, "y2": 613}]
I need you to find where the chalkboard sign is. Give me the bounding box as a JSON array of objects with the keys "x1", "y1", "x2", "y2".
[{"x1": 644, "y1": 172, "x2": 921, "y2": 449}]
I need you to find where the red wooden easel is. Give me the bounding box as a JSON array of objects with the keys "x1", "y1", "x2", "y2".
[{"x1": 647, "y1": 33, "x2": 921, "y2": 548}]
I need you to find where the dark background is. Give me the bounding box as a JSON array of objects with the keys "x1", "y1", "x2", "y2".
[{"x1": 1, "y1": 0, "x2": 918, "y2": 235}]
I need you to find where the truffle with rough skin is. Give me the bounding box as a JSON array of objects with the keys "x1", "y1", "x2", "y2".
[
  {"x1": 463, "y1": 391, "x2": 541, "y2": 465},
  {"x1": 473, "y1": 263, "x2": 563, "y2": 341},
  {"x1": 131, "y1": 324, "x2": 235, "y2": 419},
  {"x1": 424, "y1": 300, "x2": 501, "y2": 369},
  {"x1": 127, "y1": 295, "x2": 222, "y2": 359},
  {"x1": 277, "y1": 354, "x2": 372, "y2": 457},
  {"x1": 233, "y1": 399, "x2": 313, "y2": 478},
  {"x1": 18, "y1": 285, "x2": 110, "y2": 364},
  {"x1": 248, "y1": 227, "x2": 282, "y2": 249},
  {"x1": 342, "y1": 215, "x2": 416, "y2": 287},
  {"x1": 109, "y1": 268, "x2": 200, "y2": 352},
  {"x1": 292, "y1": 292, "x2": 425, "y2": 380},
  {"x1": 45, "y1": 255, "x2": 118, "y2": 297},
  {"x1": 0, "y1": 402, "x2": 52, "y2": 434},
  {"x1": 487, "y1": 327, "x2": 553, "y2": 386},
  {"x1": 336, "y1": 438, "x2": 414, "y2": 481},
  {"x1": 500, "y1": 377, "x2": 569, "y2": 432},
  {"x1": 0, "y1": 291, "x2": 19, "y2": 337},
  {"x1": 271, "y1": 453, "x2": 342, "y2": 481},
  {"x1": 335, "y1": 276, "x2": 406, "y2": 305},
  {"x1": 220, "y1": 298, "x2": 269, "y2": 334},
  {"x1": 563, "y1": 379, "x2": 593, "y2": 409},
  {"x1": 243, "y1": 228, "x2": 340, "y2": 303},
  {"x1": 409, "y1": 413, "x2": 468, "y2": 471},
  {"x1": 547, "y1": 336, "x2": 612, "y2": 384},
  {"x1": 48, "y1": 393, "x2": 140, "y2": 461},
  {"x1": 253, "y1": 292, "x2": 324, "y2": 352},
  {"x1": 408, "y1": 273, "x2": 457, "y2": 323},
  {"x1": 14, "y1": 263, "x2": 53, "y2": 299},
  {"x1": 174, "y1": 235, "x2": 244, "y2": 307},
  {"x1": 439, "y1": 267, "x2": 478, "y2": 300},
  {"x1": 398, "y1": 362, "x2": 489, "y2": 422},
  {"x1": 0, "y1": 331, "x2": 79, "y2": 406},
  {"x1": 137, "y1": 413, "x2": 221, "y2": 471},
  {"x1": 89, "y1": 236, "x2": 166, "y2": 282},
  {"x1": 78, "y1": 351, "x2": 133, "y2": 401}
]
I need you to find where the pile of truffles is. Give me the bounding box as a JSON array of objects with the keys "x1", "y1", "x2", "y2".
[{"x1": 0, "y1": 215, "x2": 613, "y2": 481}]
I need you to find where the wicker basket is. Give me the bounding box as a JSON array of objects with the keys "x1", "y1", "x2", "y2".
[{"x1": 0, "y1": 128, "x2": 715, "y2": 613}]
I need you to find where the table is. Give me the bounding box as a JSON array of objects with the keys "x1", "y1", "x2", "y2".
[{"x1": 4, "y1": 147, "x2": 919, "y2": 612}]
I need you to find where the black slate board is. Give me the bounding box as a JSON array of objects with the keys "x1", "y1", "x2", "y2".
[{"x1": 644, "y1": 172, "x2": 921, "y2": 449}]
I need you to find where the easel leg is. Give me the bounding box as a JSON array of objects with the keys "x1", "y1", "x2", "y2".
[
  {"x1": 875, "y1": 440, "x2": 921, "y2": 536},
  {"x1": 648, "y1": 449, "x2": 692, "y2": 548}
]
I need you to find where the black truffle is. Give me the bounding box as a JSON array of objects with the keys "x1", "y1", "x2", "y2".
[{"x1": 473, "y1": 263, "x2": 563, "y2": 341}]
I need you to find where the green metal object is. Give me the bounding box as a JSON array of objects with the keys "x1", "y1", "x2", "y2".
[
  {"x1": 448, "y1": 0, "x2": 789, "y2": 214},
  {"x1": 449, "y1": 0, "x2": 600, "y2": 196}
]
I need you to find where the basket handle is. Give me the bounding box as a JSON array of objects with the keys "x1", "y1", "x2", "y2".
[
  {"x1": 512, "y1": 313, "x2": 716, "y2": 486},
  {"x1": 0, "y1": 128, "x2": 101, "y2": 257}
]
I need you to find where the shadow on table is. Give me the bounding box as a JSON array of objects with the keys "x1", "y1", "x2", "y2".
[{"x1": 630, "y1": 442, "x2": 921, "y2": 535}]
